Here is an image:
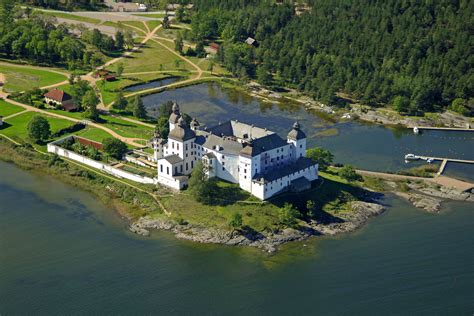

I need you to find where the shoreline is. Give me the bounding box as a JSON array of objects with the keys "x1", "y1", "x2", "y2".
[
  {"x1": 217, "y1": 80, "x2": 473, "y2": 130},
  {"x1": 130, "y1": 200, "x2": 386, "y2": 253},
  {"x1": 1, "y1": 134, "x2": 472, "y2": 253}
]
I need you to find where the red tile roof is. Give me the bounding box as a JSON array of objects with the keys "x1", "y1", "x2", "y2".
[{"x1": 44, "y1": 89, "x2": 72, "y2": 102}]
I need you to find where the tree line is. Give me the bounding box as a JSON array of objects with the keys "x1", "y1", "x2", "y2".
[
  {"x1": 0, "y1": 3, "x2": 129, "y2": 70},
  {"x1": 189, "y1": 0, "x2": 473, "y2": 115}
]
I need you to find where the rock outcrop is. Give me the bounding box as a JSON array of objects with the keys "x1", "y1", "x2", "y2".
[{"x1": 129, "y1": 201, "x2": 386, "y2": 253}]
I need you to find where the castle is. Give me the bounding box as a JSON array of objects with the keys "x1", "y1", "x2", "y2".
[{"x1": 152, "y1": 102, "x2": 318, "y2": 200}]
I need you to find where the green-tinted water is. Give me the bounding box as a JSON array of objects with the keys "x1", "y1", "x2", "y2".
[{"x1": 1, "y1": 162, "x2": 473, "y2": 314}]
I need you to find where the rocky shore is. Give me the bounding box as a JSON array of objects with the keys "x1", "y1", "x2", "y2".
[
  {"x1": 394, "y1": 181, "x2": 473, "y2": 213},
  {"x1": 243, "y1": 82, "x2": 473, "y2": 129},
  {"x1": 130, "y1": 201, "x2": 386, "y2": 253}
]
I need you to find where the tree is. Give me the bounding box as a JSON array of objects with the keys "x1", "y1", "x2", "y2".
[
  {"x1": 82, "y1": 90, "x2": 99, "y2": 121},
  {"x1": 306, "y1": 147, "x2": 334, "y2": 171},
  {"x1": 339, "y1": 165, "x2": 361, "y2": 182},
  {"x1": 207, "y1": 61, "x2": 215, "y2": 74},
  {"x1": 130, "y1": 96, "x2": 147, "y2": 119},
  {"x1": 28, "y1": 115, "x2": 51, "y2": 143},
  {"x1": 113, "y1": 90, "x2": 128, "y2": 111},
  {"x1": 162, "y1": 15, "x2": 170, "y2": 29},
  {"x1": 188, "y1": 161, "x2": 217, "y2": 204},
  {"x1": 103, "y1": 138, "x2": 127, "y2": 160},
  {"x1": 393, "y1": 95, "x2": 409, "y2": 113},
  {"x1": 256, "y1": 64, "x2": 272, "y2": 86},
  {"x1": 175, "y1": 6, "x2": 185, "y2": 22},
  {"x1": 278, "y1": 203, "x2": 299, "y2": 228},
  {"x1": 115, "y1": 30, "x2": 124, "y2": 50},
  {"x1": 174, "y1": 59, "x2": 182, "y2": 68},
  {"x1": 174, "y1": 33, "x2": 184, "y2": 54},
  {"x1": 195, "y1": 41, "x2": 205, "y2": 58},
  {"x1": 116, "y1": 63, "x2": 124, "y2": 77},
  {"x1": 449, "y1": 98, "x2": 469, "y2": 116},
  {"x1": 124, "y1": 29, "x2": 134, "y2": 49},
  {"x1": 229, "y1": 213, "x2": 243, "y2": 231}
]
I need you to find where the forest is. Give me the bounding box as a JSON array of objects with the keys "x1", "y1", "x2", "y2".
[
  {"x1": 190, "y1": 0, "x2": 473, "y2": 115},
  {"x1": 18, "y1": 0, "x2": 103, "y2": 10},
  {"x1": 0, "y1": 2, "x2": 124, "y2": 70}
]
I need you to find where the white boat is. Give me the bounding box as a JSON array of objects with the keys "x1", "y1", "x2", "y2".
[
  {"x1": 413, "y1": 127, "x2": 419, "y2": 134},
  {"x1": 427, "y1": 158, "x2": 434, "y2": 164},
  {"x1": 404, "y1": 154, "x2": 419, "y2": 161}
]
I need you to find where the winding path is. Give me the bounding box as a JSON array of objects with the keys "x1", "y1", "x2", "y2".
[{"x1": 2, "y1": 97, "x2": 146, "y2": 147}]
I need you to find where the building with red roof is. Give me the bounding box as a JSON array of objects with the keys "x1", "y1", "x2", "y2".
[{"x1": 44, "y1": 89, "x2": 77, "y2": 112}]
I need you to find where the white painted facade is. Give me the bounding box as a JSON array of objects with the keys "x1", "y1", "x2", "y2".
[{"x1": 155, "y1": 103, "x2": 318, "y2": 199}]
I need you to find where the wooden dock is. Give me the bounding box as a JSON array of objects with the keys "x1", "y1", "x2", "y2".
[{"x1": 414, "y1": 155, "x2": 474, "y2": 176}]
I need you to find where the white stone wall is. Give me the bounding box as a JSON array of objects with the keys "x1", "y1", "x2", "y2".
[
  {"x1": 258, "y1": 143, "x2": 293, "y2": 174},
  {"x1": 47, "y1": 142, "x2": 155, "y2": 185},
  {"x1": 213, "y1": 152, "x2": 239, "y2": 183},
  {"x1": 251, "y1": 163, "x2": 318, "y2": 200}
]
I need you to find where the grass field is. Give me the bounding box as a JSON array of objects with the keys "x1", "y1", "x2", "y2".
[
  {"x1": 101, "y1": 115, "x2": 154, "y2": 139},
  {"x1": 0, "y1": 64, "x2": 67, "y2": 92},
  {"x1": 107, "y1": 40, "x2": 194, "y2": 74},
  {"x1": 41, "y1": 11, "x2": 101, "y2": 24},
  {"x1": 102, "y1": 21, "x2": 146, "y2": 36},
  {"x1": 146, "y1": 20, "x2": 162, "y2": 31},
  {"x1": 0, "y1": 111, "x2": 72, "y2": 143},
  {"x1": 0, "y1": 100, "x2": 24, "y2": 117},
  {"x1": 121, "y1": 21, "x2": 148, "y2": 33},
  {"x1": 132, "y1": 13, "x2": 166, "y2": 19}
]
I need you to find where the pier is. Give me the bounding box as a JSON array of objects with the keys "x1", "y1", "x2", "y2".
[{"x1": 413, "y1": 156, "x2": 474, "y2": 176}]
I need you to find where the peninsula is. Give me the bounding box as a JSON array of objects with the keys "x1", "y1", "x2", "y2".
[{"x1": 0, "y1": 0, "x2": 472, "y2": 253}]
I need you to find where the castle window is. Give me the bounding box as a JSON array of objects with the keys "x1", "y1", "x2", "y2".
[
  {"x1": 160, "y1": 165, "x2": 163, "y2": 173},
  {"x1": 166, "y1": 167, "x2": 169, "y2": 175},
  {"x1": 186, "y1": 162, "x2": 188, "y2": 170},
  {"x1": 177, "y1": 144, "x2": 180, "y2": 150},
  {"x1": 172, "y1": 142, "x2": 174, "y2": 149},
  {"x1": 300, "y1": 144, "x2": 302, "y2": 148},
  {"x1": 191, "y1": 161, "x2": 194, "y2": 168}
]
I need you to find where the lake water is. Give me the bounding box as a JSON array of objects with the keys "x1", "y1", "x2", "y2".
[
  {"x1": 1, "y1": 162, "x2": 473, "y2": 314},
  {"x1": 142, "y1": 83, "x2": 474, "y2": 173}
]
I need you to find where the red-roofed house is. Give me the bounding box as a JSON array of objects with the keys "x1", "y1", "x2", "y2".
[{"x1": 44, "y1": 89, "x2": 77, "y2": 112}]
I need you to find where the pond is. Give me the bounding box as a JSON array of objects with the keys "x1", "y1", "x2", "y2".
[{"x1": 123, "y1": 76, "x2": 182, "y2": 92}]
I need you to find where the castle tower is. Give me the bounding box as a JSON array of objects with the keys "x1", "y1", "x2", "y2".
[
  {"x1": 190, "y1": 117, "x2": 200, "y2": 131},
  {"x1": 168, "y1": 101, "x2": 181, "y2": 131},
  {"x1": 287, "y1": 121, "x2": 306, "y2": 159},
  {"x1": 152, "y1": 129, "x2": 165, "y2": 161}
]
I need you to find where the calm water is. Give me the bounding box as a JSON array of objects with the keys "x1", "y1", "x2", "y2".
[
  {"x1": 142, "y1": 83, "x2": 474, "y2": 173},
  {"x1": 124, "y1": 77, "x2": 181, "y2": 92},
  {"x1": 1, "y1": 162, "x2": 473, "y2": 314}
]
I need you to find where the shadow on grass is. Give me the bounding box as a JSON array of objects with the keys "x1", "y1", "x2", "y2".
[
  {"x1": 0, "y1": 121, "x2": 12, "y2": 130},
  {"x1": 267, "y1": 176, "x2": 381, "y2": 225}
]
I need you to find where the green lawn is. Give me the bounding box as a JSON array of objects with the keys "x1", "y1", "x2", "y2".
[
  {"x1": 0, "y1": 111, "x2": 72, "y2": 142},
  {"x1": 101, "y1": 115, "x2": 154, "y2": 139},
  {"x1": 146, "y1": 20, "x2": 162, "y2": 31},
  {"x1": 132, "y1": 13, "x2": 166, "y2": 19},
  {"x1": 102, "y1": 21, "x2": 146, "y2": 35},
  {"x1": 121, "y1": 21, "x2": 148, "y2": 33},
  {"x1": 107, "y1": 40, "x2": 193, "y2": 74},
  {"x1": 41, "y1": 11, "x2": 101, "y2": 24},
  {"x1": 0, "y1": 100, "x2": 24, "y2": 117},
  {"x1": 75, "y1": 127, "x2": 114, "y2": 143},
  {"x1": 0, "y1": 64, "x2": 67, "y2": 92}
]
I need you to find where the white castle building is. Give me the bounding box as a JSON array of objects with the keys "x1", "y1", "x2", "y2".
[{"x1": 153, "y1": 102, "x2": 318, "y2": 200}]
